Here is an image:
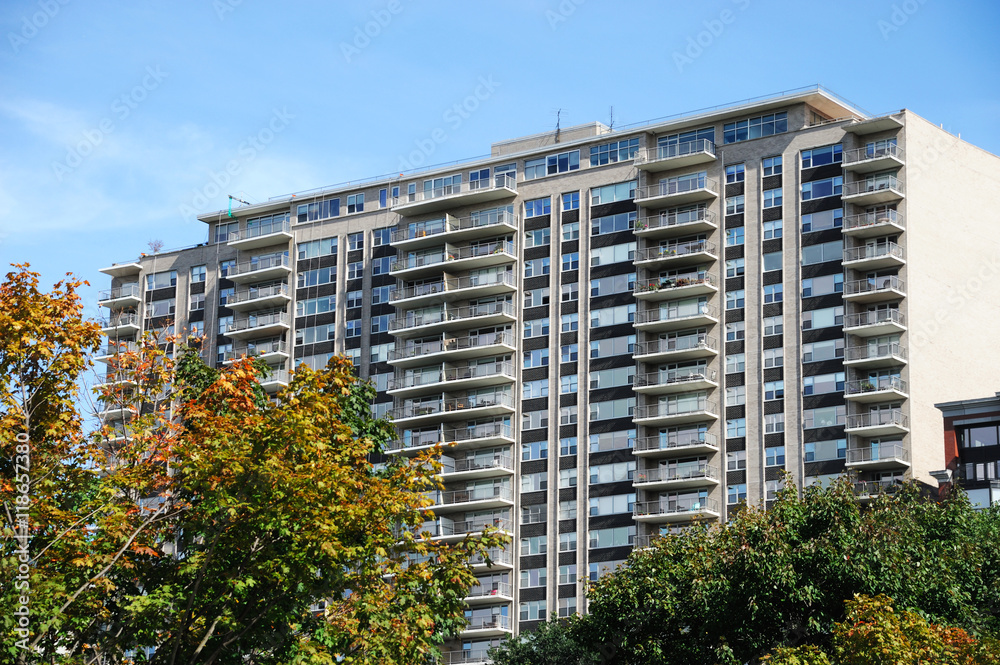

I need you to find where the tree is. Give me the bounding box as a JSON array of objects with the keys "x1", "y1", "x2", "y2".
[
  {"x1": 490, "y1": 479, "x2": 1000, "y2": 665},
  {"x1": 1, "y1": 264, "x2": 505, "y2": 664}
]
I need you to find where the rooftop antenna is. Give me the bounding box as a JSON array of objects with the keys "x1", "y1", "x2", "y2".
[
  {"x1": 227, "y1": 194, "x2": 252, "y2": 218},
  {"x1": 608, "y1": 106, "x2": 614, "y2": 131},
  {"x1": 555, "y1": 108, "x2": 562, "y2": 143}
]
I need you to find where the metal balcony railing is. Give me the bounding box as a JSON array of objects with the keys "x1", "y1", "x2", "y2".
[
  {"x1": 842, "y1": 144, "x2": 904, "y2": 165},
  {"x1": 637, "y1": 138, "x2": 716, "y2": 163},
  {"x1": 229, "y1": 283, "x2": 290, "y2": 305},
  {"x1": 842, "y1": 176, "x2": 904, "y2": 197},
  {"x1": 634, "y1": 273, "x2": 715, "y2": 294},
  {"x1": 843, "y1": 275, "x2": 904, "y2": 296},
  {"x1": 635, "y1": 208, "x2": 716, "y2": 233},
  {"x1": 389, "y1": 331, "x2": 516, "y2": 362},
  {"x1": 433, "y1": 486, "x2": 513, "y2": 507},
  {"x1": 391, "y1": 209, "x2": 518, "y2": 244},
  {"x1": 846, "y1": 443, "x2": 908, "y2": 464},
  {"x1": 261, "y1": 369, "x2": 290, "y2": 385},
  {"x1": 100, "y1": 313, "x2": 141, "y2": 329},
  {"x1": 634, "y1": 497, "x2": 719, "y2": 517},
  {"x1": 634, "y1": 399, "x2": 716, "y2": 420},
  {"x1": 227, "y1": 254, "x2": 291, "y2": 277},
  {"x1": 390, "y1": 302, "x2": 516, "y2": 332},
  {"x1": 229, "y1": 216, "x2": 291, "y2": 241},
  {"x1": 444, "y1": 455, "x2": 514, "y2": 475},
  {"x1": 391, "y1": 241, "x2": 516, "y2": 273},
  {"x1": 463, "y1": 615, "x2": 512, "y2": 632},
  {"x1": 633, "y1": 335, "x2": 716, "y2": 356},
  {"x1": 853, "y1": 480, "x2": 904, "y2": 496},
  {"x1": 843, "y1": 309, "x2": 906, "y2": 328},
  {"x1": 98, "y1": 283, "x2": 141, "y2": 301},
  {"x1": 389, "y1": 362, "x2": 515, "y2": 391},
  {"x1": 468, "y1": 548, "x2": 514, "y2": 566},
  {"x1": 393, "y1": 172, "x2": 517, "y2": 206},
  {"x1": 843, "y1": 209, "x2": 904, "y2": 232},
  {"x1": 843, "y1": 242, "x2": 905, "y2": 263},
  {"x1": 634, "y1": 464, "x2": 717, "y2": 484},
  {"x1": 845, "y1": 377, "x2": 907, "y2": 395},
  {"x1": 466, "y1": 581, "x2": 513, "y2": 599},
  {"x1": 634, "y1": 304, "x2": 717, "y2": 326},
  {"x1": 227, "y1": 311, "x2": 290, "y2": 333},
  {"x1": 845, "y1": 342, "x2": 906, "y2": 362},
  {"x1": 98, "y1": 342, "x2": 139, "y2": 357},
  {"x1": 225, "y1": 340, "x2": 289, "y2": 361},
  {"x1": 636, "y1": 175, "x2": 718, "y2": 199},
  {"x1": 635, "y1": 240, "x2": 716, "y2": 262},
  {"x1": 391, "y1": 271, "x2": 515, "y2": 302},
  {"x1": 447, "y1": 421, "x2": 514, "y2": 444},
  {"x1": 846, "y1": 411, "x2": 908, "y2": 430},
  {"x1": 635, "y1": 431, "x2": 718, "y2": 453},
  {"x1": 633, "y1": 368, "x2": 717, "y2": 388},
  {"x1": 390, "y1": 393, "x2": 514, "y2": 420}
]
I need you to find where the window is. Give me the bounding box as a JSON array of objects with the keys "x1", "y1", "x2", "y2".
[
  {"x1": 802, "y1": 273, "x2": 844, "y2": 297},
  {"x1": 298, "y1": 236, "x2": 338, "y2": 259},
  {"x1": 559, "y1": 468, "x2": 577, "y2": 488},
  {"x1": 589, "y1": 335, "x2": 635, "y2": 359},
  {"x1": 521, "y1": 567, "x2": 546, "y2": 587},
  {"x1": 346, "y1": 193, "x2": 364, "y2": 214},
  {"x1": 726, "y1": 195, "x2": 745, "y2": 215},
  {"x1": 764, "y1": 380, "x2": 785, "y2": 400},
  {"x1": 296, "y1": 197, "x2": 340, "y2": 222},
  {"x1": 347, "y1": 232, "x2": 363, "y2": 251},
  {"x1": 559, "y1": 499, "x2": 577, "y2": 520},
  {"x1": 524, "y1": 157, "x2": 546, "y2": 180},
  {"x1": 562, "y1": 191, "x2": 580, "y2": 210},
  {"x1": 803, "y1": 405, "x2": 846, "y2": 429},
  {"x1": 591, "y1": 211, "x2": 636, "y2": 236},
  {"x1": 562, "y1": 221, "x2": 580, "y2": 240},
  {"x1": 370, "y1": 314, "x2": 391, "y2": 334},
  {"x1": 522, "y1": 440, "x2": 548, "y2": 460},
  {"x1": 725, "y1": 163, "x2": 745, "y2": 183},
  {"x1": 220, "y1": 259, "x2": 236, "y2": 278},
  {"x1": 960, "y1": 425, "x2": 1000, "y2": 448},
  {"x1": 726, "y1": 385, "x2": 746, "y2": 406},
  {"x1": 521, "y1": 471, "x2": 548, "y2": 492},
  {"x1": 523, "y1": 348, "x2": 549, "y2": 369},
  {"x1": 763, "y1": 348, "x2": 783, "y2": 368},
  {"x1": 589, "y1": 526, "x2": 635, "y2": 549},
  {"x1": 723, "y1": 111, "x2": 787, "y2": 144},
  {"x1": 214, "y1": 220, "x2": 239, "y2": 243},
  {"x1": 520, "y1": 536, "x2": 547, "y2": 555},
  {"x1": 218, "y1": 287, "x2": 234, "y2": 306},
  {"x1": 801, "y1": 144, "x2": 843, "y2": 168},
  {"x1": 371, "y1": 257, "x2": 392, "y2": 276},
  {"x1": 559, "y1": 531, "x2": 577, "y2": 552},
  {"x1": 763, "y1": 284, "x2": 783, "y2": 304},
  {"x1": 725, "y1": 227, "x2": 745, "y2": 246},
  {"x1": 559, "y1": 437, "x2": 578, "y2": 456},
  {"x1": 190, "y1": 265, "x2": 206, "y2": 283},
  {"x1": 728, "y1": 483, "x2": 748, "y2": 504},
  {"x1": 766, "y1": 479, "x2": 785, "y2": 501},
  {"x1": 726, "y1": 418, "x2": 747, "y2": 438},
  {"x1": 763, "y1": 155, "x2": 782, "y2": 176},
  {"x1": 525, "y1": 197, "x2": 551, "y2": 217},
  {"x1": 763, "y1": 220, "x2": 783, "y2": 239},
  {"x1": 560, "y1": 375, "x2": 578, "y2": 394},
  {"x1": 525, "y1": 228, "x2": 551, "y2": 247},
  {"x1": 560, "y1": 405, "x2": 578, "y2": 425},
  {"x1": 523, "y1": 410, "x2": 548, "y2": 430},
  {"x1": 590, "y1": 304, "x2": 635, "y2": 327},
  {"x1": 297, "y1": 267, "x2": 335, "y2": 288},
  {"x1": 296, "y1": 323, "x2": 336, "y2": 346},
  {"x1": 802, "y1": 208, "x2": 843, "y2": 233},
  {"x1": 801, "y1": 176, "x2": 843, "y2": 201},
  {"x1": 589, "y1": 366, "x2": 635, "y2": 390},
  {"x1": 216, "y1": 343, "x2": 232, "y2": 364},
  {"x1": 801, "y1": 241, "x2": 843, "y2": 265},
  {"x1": 378, "y1": 188, "x2": 388, "y2": 208},
  {"x1": 589, "y1": 429, "x2": 635, "y2": 453},
  {"x1": 561, "y1": 253, "x2": 580, "y2": 271},
  {"x1": 727, "y1": 450, "x2": 746, "y2": 470},
  {"x1": 590, "y1": 138, "x2": 639, "y2": 166},
  {"x1": 520, "y1": 600, "x2": 546, "y2": 621},
  {"x1": 297, "y1": 295, "x2": 336, "y2": 316},
  {"x1": 547, "y1": 150, "x2": 580, "y2": 175},
  {"x1": 725, "y1": 321, "x2": 745, "y2": 341},
  {"x1": 590, "y1": 241, "x2": 636, "y2": 266},
  {"x1": 524, "y1": 258, "x2": 550, "y2": 278},
  {"x1": 765, "y1": 413, "x2": 784, "y2": 434},
  {"x1": 561, "y1": 313, "x2": 579, "y2": 332},
  {"x1": 522, "y1": 378, "x2": 549, "y2": 399},
  {"x1": 146, "y1": 297, "x2": 175, "y2": 318},
  {"x1": 589, "y1": 493, "x2": 635, "y2": 516},
  {"x1": 468, "y1": 168, "x2": 489, "y2": 190},
  {"x1": 803, "y1": 372, "x2": 845, "y2": 395},
  {"x1": 372, "y1": 227, "x2": 392, "y2": 246},
  {"x1": 726, "y1": 353, "x2": 746, "y2": 374},
  {"x1": 726, "y1": 258, "x2": 745, "y2": 277},
  {"x1": 559, "y1": 564, "x2": 577, "y2": 585},
  {"x1": 347, "y1": 262, "x2": 363, "y2": 280},
  {"x1": 802, "y1": 339, "x2": 844, "y2": 363},
  {"x1": 561, "y1": 283, "x2": 579, "y2": 302},
  {"x1": 523, "y1": 317, "x2": 550, "y2": 338},
  {"x1": 346, "y1": 320, "x2": 362, "y2": 338},
  {"x1": 763, "y1": 315, "x2": 783, "y2": 335},
  {"x1": 589, "y1": 398, "x2": 635, "y2": 421},
  {"x1": 189, "y1": 293, "x2": 205, "y2": 311},
  {"x1": 524, "y1": 288, "x2": 550, "y2": 308},
  {"x1": 589, "y1": 560, "x2": 625, "y2": 582},
  {"x1": 763, "y1": 251, "x2": 783, "y2": 271},
  {"x1": 726, "y1": 290, "x2": 745, "y2": 310},
  {"x1": 805, "y1": 439, "x2": 847, "y2": 462},
  {"x1": 371, "y1": 285, "x2": 391, "y2": 305},
  {"x1": 590, "y1": 181, "x2": 636, "y2": 205},
  {"x1": 802, "y1": 306, "x2": 844, "y2": 330},
  {"x1": 763, "y1": 188, "x2": 783, "y2": 208},
  {"x1": 146, "y1": 270, "x2": 177, "y2": 290},
  {"x1": 369, "y1": 343, "x2": 392, "y2": 363}
]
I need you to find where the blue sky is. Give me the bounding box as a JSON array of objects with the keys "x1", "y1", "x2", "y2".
[{"x1": 2, "y1": 0, "x2": 998, "y2": 319}]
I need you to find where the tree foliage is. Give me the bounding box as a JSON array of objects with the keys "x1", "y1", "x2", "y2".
[
  {"x1": 491, "y1": 479, "x2": 1000, "y2": 665},
  {"x1": 1, "y1": 264, "x2": 505, "y2": 664}
]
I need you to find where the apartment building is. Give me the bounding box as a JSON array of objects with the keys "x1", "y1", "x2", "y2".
[
  {"x1": 96, "y1": 85, "x2": 1000, "y2": 660},
  {"x1": 937, "y1": 392, "x2": 1000, "y2": 509}
]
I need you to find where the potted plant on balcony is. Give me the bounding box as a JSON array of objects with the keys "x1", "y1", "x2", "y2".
[
  {"x1": 860, "y1": 380, "x2": 876, "y2": 392},
  {"x1": 635, "y1": 219, "x2": 648, "y2": 231}
]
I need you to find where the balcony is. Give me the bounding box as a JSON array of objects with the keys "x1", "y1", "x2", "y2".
[
  {"x1": 386, "y1": 421, "x2": 515, "y2": 455},
  {"x1": 634, "y1": 303, "x2": 718, "y2": 333},
  {"x1": 392, "y1": 172, "x2": 517, "y2": 215},
  {"x1": 635, "y1": 208, "x2": 717, "y2": 239},
  {"x1": 99, "y1": 261, "x2": 143, "y2": 278},
  {"x1": 845, "y1": 411, "x2": 909, "y2": 437},
  {"x1": 635, "y1": 176, "x2": 719, "y2": 208},
  {"x1": 846, "y1": 443, "x2": 910, "y2": 470},
  {"x1": 420, "y1": 517, "x2": 515, "y2": 543},
  {"x1": 843, "y1": 309, "x2": 906, "y2": 336},
  {"x1": 99, "y1": 313, "x2": 141, "y2": 337},
  {"x1": 844, "y1": 342, "x2": 907, "y2": 369},
  {"x1": 634, "y1": 240, "x2": 717, "y2": 271},
  {"x1": 843, "y1": 276, "x2": 905, "y2": 304},
  {"x1": 469, "y1": 547, "x2": 514, "y2": 570},
  {"x1": 392, "y1": 209, "x2": 518, "y2": 249},
  {"x1": 387, "y1": 361, "x2": 516, "y2": 398},
  {"x1": 633, "y1": 498, "x2": 720, "y2": 524},
  {"x1": 632, "y1": 335, "x2": 718, "y2": 363},
  {"x1": 634, "y1": 432, "x2": 719, "y2": 458},
  {"x1": 226, "y1": 311, "x2": 290, "y2": 340},
  {"x1": 634, "y1": 273, "x2": 717, "y2": 301},
  {"x1": 227, "y1": 255, "x2": 292, "y2": 284},
  {"x1": 390, "y1": 302, "x2": 517, "y2": 338},
  {"x1": 389, "y1": 332, "x2": 517, "y2": 367},
  {"x1": 843, "y1": 210, "x2": 905, "y2": 238},
  {"x1": 260, "y1": 369, "x2": 290, "y2": 393},
  {"x1": 465, "y1": 581, "x2": 514, "y2": 605},
  {"x1": 390, "y1": 393, "x2": 515, "y2": 426},
  {"x1": 431, "y1": 486, "x2": 514, "y2": 514},
  {"x1": 441, "y1": 455, "x2": 515, "y2": 483},
  {"x1": 633, "y1": 463, "x2": 719, "y2": 491},
  {"x1": 98, "y1": 283, "x2": 142, "y2": 309},
  {"x1": 391, "y1": 242, "x2": 516, "y2": 279},
  {"x1": 634, "y1": 139, "x2": 716, "y2": 172},
  {"x1": 633, "y1": 368, "x2": 718, "y2": 395},
  {"x1": 95, "y1": 341, "x2": 139, "y2": 364},
  {"x1": 390, "y1": 271, "x2": 517, "y2": 308},
  {"x1": 222, "y1": 340, "x2": 290, "y2": 365},
  {"x1": 227, "y1": 217, "x2": 293, "y2": 250},
  {"x1": 633, "y1": 399, "x2": 718, "y2": 427},
  {"x1": 844, "y1": 114, "x2": 904, "y2": 135},
  {"x1": 842, "y1": 145, "x2": 905, "y2": 174},
  {"x1": 843, "y1": 242, "x2": 905, "y2": 271},
  {"x1": 853, "y1": 480, "x2": 904, "y2": 502},
  {"x1": 844, "y1": 377, "x2": 908, "y2": 403},
  {"x1": 96, "y1": 402, "x2": 138, "y2": 422},
  {"x1": 461, "y1": 614, "x2": 513, "y2": 638},
  {"x1": 226, "y1": 283, "x2": 291, "y2": 312},
  {"x1": 441, "y1": 648, "x2": 494, "y2": 665},
  {"x1": 842, "y1": 176, "x2": 904, "y2": 205}
]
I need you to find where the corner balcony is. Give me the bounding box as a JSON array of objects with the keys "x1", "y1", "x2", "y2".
[
  {"x1": 392, "y1": 173, "x2": 517, "y2": 216},
  {"x1": 465, "y1": 581, "x2": 514, "y2": 606},
  {"x1": 844, "y1": 342, "x2": 907, "y2": 369},
  {"x1": 227, "y1": 217, "x2": 293, "y2": 250},
  {"x1": 386, "y1": 421, "x2": 515, "y2": 456},
  {"x1": 635, "y1": 176, "x2": 719, "y2": 208},
  {"x1": 843, "y1": 242, "x2": 905, "y2": 271},
  {"x1": 389, "y1": 331, "x2": 517, "y2": 367},
  {"x1": 633, "y1": 464, "x2": 719, "y2": 491},
  {"x1": 635, "y1": 208, "x2": 717, "y2": 239},
  {"x1": 843, "y1": 210, "x2": 905, "y2": 238},
  {"x1": 633, "y1": 368, "x2": 718, "y2": 395},
  {"x1": 633, "y1": 498, "x2": 720, "y2": 524},
  {"x1": 842, "y1": 145, "x2": 905, "y2": 174},
  {"x1": 441, "y1": 455, "x2": 515, "y2": 483},
  {"x1": 222, "y1": 340, "x2": 290, "y2": 365},
  {"x1": 633, "y1": 399, "x2": 718, "y2": 427},
  {"x1": 633, "y1": 335, "x2": 718, "y2": 363},
  {"x1": 634, "y1": 273, "x2": 717, "y2": 301},
  {"x1": 634, "y1": 432, "x2": 719, "y2": 458},
  {"x1": 845, "y1": 411, "x2": 909, "y2": 437},
  {"x1": 431, "y1": 486, "x2": 514, "y2": 514},
  {"x1": 843, "y1": 276, "x2": 905, "y2": 304},
  {"x1": 227, "y1": 255, "x2": 292, "y2": 284},
  {"x1": 226, "y1": 283, "x2": 291, "y2": 312},
  {"x1": 99, "y1": 261, "x2": 143, "y2": 278},
  {"x1": 95, "y1": 341, "x2": 139, "y2": 364},
  {"x1": 390, "y1": 302, "x2": 517, "y2": 338},
  {"x1": 226, "y1": 311, "x2": 290, "y2": 340},
  {"x1": 387, "y1": 361, "x2": 516, "y2": 398},
  {"x1": 844, "y1": 377, "x2": 908, "y2": 403},
  {"x1": 390, "y1": 393, "x2": 515, "y2": 427},
  {"x1": 390, "y1": 242, "x2": 516, "y2": 280},
  {"x1": 634, "y1": 240, "x2": 717, "y2": 271},
  {"x1": 99, "y1": 313, "x2": 141, "y2": 337},
  {"x1": 634, "y1": 303, "x2": 718, "y2": 333},
  {"x1": 634, "y1": 139, "x2": 716, "y2": 172},
  {"x1": 98, "y1": 284, "x2": 142, "y2": 309},
  {"x1": 842, "y1": 176, "x2": 904, "y2": 205},
  {"x1": 843, "y1": 310, "x2": 906, "y2": 337},
  {"x1": 421, "y1": 517, "x2": 515, "y2": 544},
  {"x1": 461, "y1": 614, "x2": 513, "y2": 639},
  {"x1": 469, "y1": 547, "x2": 514, "y2": 571},
  {"x1": 390, "y1": 271, "x2": 517, "y2": 308},
  {"x1": 260, "y1": 369, "x2": 290, "y2": 393},
  {"x1": 391, "y1": 210, "x2": 518, "y2": 250},
  {"x1": 846, "y1": 442, "x2": 910, "y2": 471},
  {"x1": 853, "y1": 480, "x2": 904, "y2": 502}
]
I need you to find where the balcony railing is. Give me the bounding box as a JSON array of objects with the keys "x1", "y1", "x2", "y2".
[
  {"x1": 389, "y1": 301, "x2": 516, "y2": 332},
  {"x1": 441, "y1": 649, "x2": 493, "y2": 665},
  {"x1": 635, "y1": 432, "x2": 718, "y2": 453},
  {"x1": 636, "y1": 175, "x2": 718, "y2": 200},
  {"x1": 389, "y1": 362, "x2": 515, "y2": 391},
  {"x1": 853, "y1": 480, "x2": 904, "y2": 497},
  {"x1": 846, "y1": 411, "x2": 908, "y2": 430},
  {"x1": 634, "y1": 274, "x2": 715, "y2": 295},
  {"x1": 393, "y1": 172, "x2": 517, "y2": 207},
  {"x1": 844, "y1": 275, "x2": 904, "y2": 296},
  {"x1": 635, "y1": 208, "x2": 716, "y2": 233},
  {"x1": 463, "y1": 614, "x2": 512, "y2": 632},
  {"x1": 634, "y1": 498, "x2": 719, "y2": 518},
  {"x1": 466, "y1": 581, "x2": 513, "y2": 600},
  {"x1": 261, "y1": 369, "x2": 290, "y2": 386},
  {"x1": 842, "y1": 144, "x2": 904, "y2": 165},
  {"x1": 634, "y1": 304, "x2": 717, "y2": 326},
  {"x1": 634, "y1": 463, "x2": 717, "y2": 484},
  {"x1": 635, "y1": 240, "x2": 716, "y2": 263},
  {"x1": 99, "y1": 283, "x2": 141, "y2": 302},
  {"x1": 433, "y1": 486, "x2": 514, "y2": 507},
  {"x1": 634, "y1": 399, "x2": 716, "y2": 420},
  {"x1": 469, "y1": 547, "x2": 514, "y2": 567},
  {"x1": 99, "y1": 313, "x2": 141, "y2": 329},
  {"x1": 633, "y1": 335, "x2": 716, "y2": 356},
  {"x1": 845, "y1": 377, "x2": 907, "y2": 395},
  {"x1": 447, "y1": 421, "x2": 514, "y2": 444},
  {"x1": 844, "y1": 309, "x2": 906, "y2": 329},
  {"x1": 421, "y1": 517, "x2": 514, "y2": 539},
  {"x1": 225, "y1": 340, "x2": 289, "y2": 362},
  {"x1": 391, "y1": 241, "x2": 516, "y2": 273},
  {"x1": 391, "y1": 209, "x2": 518, "y2": 244},
  {"x1": 390, "y1": 393, "x2": 514, "y2": 420},
  {"x1": 843, "y1": 243, "x2": 905, "y2": 263},
  {"x1": 637, "y1": 138, "x2": 716, "y2": 164},
  {"x1": 229, "y1": 283, "x2": 290, "y2": 305},
  {"x1": 391, "y1": 271, "x2": 515, "y2": 302},
  {"x1": 443, "y1": 455, "x2": 514, "y2": 475},
  {"x1": 842, "y1": 176, "x2": 904, "y2": 197},
  {"x1": 633, "y1": 368, "x2": 717, "y2": 388},
  {"x1": 97, "y1": 341, "x2": 139, "y2": 357},
  {"x1": 229, "y1": 216, "x2": 291, "y2": 242},
  {"x1": 227, "y1": 254, "x2": 291, "y2": 278},
  {"x1": 389, "y1": 331, "x2": 516, "y2": 362},
  {"x1": 845, "y1": 343, "x2": 906, "y2": 362},
  {"x1": 227, "y1": 311, "x2": 289, "y2": 334},
  {"x1": 846, "y1": 443, "x2": 908, "y2": 465},
  {"x1": 843, "y1": 209, "x2": 904, "y2": 232}
]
